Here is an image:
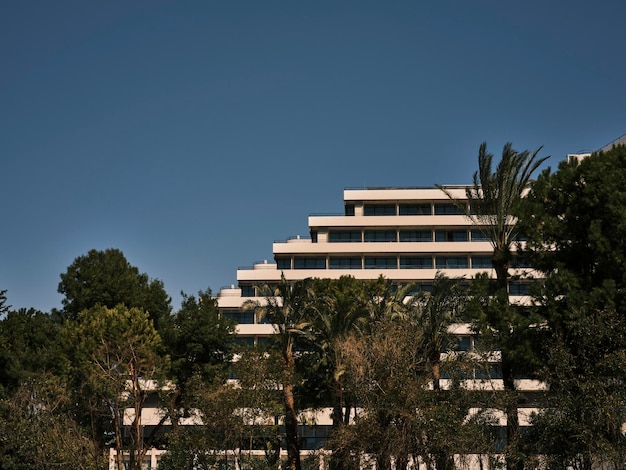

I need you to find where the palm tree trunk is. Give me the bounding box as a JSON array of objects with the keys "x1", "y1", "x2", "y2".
[
  {"x1": 493, "y1": 256, "x2": 522, "y2": 470},
  {"x1": 283, "y1": 349, "x2": 301, "y2": 470},
  {"x1": 502, "y1": 354, "x2": 523, "y2": 470},
  {"x1": 432, "y1": 358, "x2": 441, "y2": 391},
  {"x1": 284, "y1": 382, "x2": 301, "y2": 470}
]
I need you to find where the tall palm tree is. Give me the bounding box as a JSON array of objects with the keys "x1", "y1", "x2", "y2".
[
  {"x1": 309, "y1": 277, "x2": 372, "y2": 426},
  {"x1": 403, "y1": 273, "x2": 466, "y2": 391},
  {"x1": 245, "y1": 275, "x2": 314, "y2": 470},
  {"x1": 309, "y1": 276, "x2": 406, "y2": 470},
  {"x1": 441, "y1": 141, "x2": 548, "y2": 470},
  {"x1": 442, "y1": 142, "x2": 548, "y2": 289}
]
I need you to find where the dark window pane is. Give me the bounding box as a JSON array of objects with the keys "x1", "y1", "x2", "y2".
[
  {"x1": 435, "y1": 256, "x2": 469, "y2": 269},
  {"x1": 456, "y1": 336, "x2": 472, "y2": 351},
  {"x1": 222, "y1": 310, "x2": 255, "y2": 324},
  {"x1": 399, "y1": 230, "x2": 432, "y2": 242},
  {"x1": 345, "y1": 204, "x2": 355, "y2": 216},
  {"x1": 471, "y1": 256, "x2": 492, "y2": 269},
  {"x1": 399, "y1": 256, "x2": 433, "y2": 269},
  {"x1": 471, "y1": 229, "x2": 489, "y2": 241},
  {"x1": 364, "y1": 257, "x2": 398, "y2": 269},
  {"x1": 329, "y1": 257, "x2": 362, "y2": 269},
  {"x1": 329, "y1": 231, "x2": 362, "y2": 242},
  {"x1": 294, "y1": 257, "x2": 326, "y2": 269},
  {"x1": 511, "y1": 256, "x2": 531, "y2": 268},
  {"x1": 241, "y1": 285, "x2": 256, "y2": 297},
  {"x1": 276, "y1": 258, "x2": 291, "y2": 270},
  {"x1": 399, "y1": 203, "x2": 431, "y2": 215},
  {"x1": 234, "y1": 336, "x2": 255, "y2": 346},
  {"x1": 364, "y1": 230, "x2": 397, "y2": 242},
  {"x1": 434, "y1": 203, "x2": 465, "y2": 215},
  {"x1": 509, "y1": 282, "x2": 530, "y2": 295},
  {"x1": 363, "y1": 204, "x2": 396, "y2": 216},
  {"x1": 435, "y1": 230, "x2": 468, "y2": 242}
]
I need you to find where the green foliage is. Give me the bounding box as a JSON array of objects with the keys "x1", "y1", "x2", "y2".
[
  {"x1": 441, "y1": 142, "x2": 548, "y2": 287},
  {"x1": 161, "y1": 351, "x2": 283, "y2": 470},
  {"x1": 0, "y1": 289, "x2": 9, "y2": 316},
  {"x1": 402, "y1": 273, "x2": 468, "y2": 389},
  {"x1": 0, "y1": 308, "x2": 66, "y2": 397},
  {"x1": 0, "y1": 374, "x2": 106, "y2": 470},
  {"x1": 62, "y1": 304, "x2": 166, "y2": 467},
  {"x1": 245, "y1": 275, "x2": 316, "y2": 470},
  {"x1": 523, "y1": 145, "x2": 626, "y2": 302},
  {"x1": 521, "y1": 146, "x2": 626, "y2": 466},
  {"x1": 58, "y1": 248, "x2": 171, "y2": 330},
  {"x1": 302, "y1": 277, "x2": 382, "y2": 407},
  {"x1": 165, "y1": 289, "x2": 236, "y2": 388},
  {"x1": 335, "y1": 316, "x2": 494, "y2": 470},
  {"x1": 440, "y1": 141, "x2": 548, "y2": 470}
]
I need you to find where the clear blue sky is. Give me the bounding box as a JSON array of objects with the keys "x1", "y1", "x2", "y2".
[{"x1": 2, "y1": 1, "x2": 625, "y2": 312}]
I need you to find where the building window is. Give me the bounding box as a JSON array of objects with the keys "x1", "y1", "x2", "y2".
[
  {"x1": 399, "y1": 203, "x2": 432, "y2": 215},
  {"x1": 234, "y1": 336, "x2": 255, "y2": 346},
  {"x1": 276, "y1": 257, "x2": 292, "y2": 270},
  {"x1": 294, "y1": 257, "x2": 326, "y2": 269},
  {"x1": 471, "y1": 256, "x2": 492, "y2": 269},
  {"x1": 509, "y1": 282, "x2": 530, "y2": 295},
  {"x1": 241, "y1": 285, "x2": 256, "y2": 297},
  {"x1": 310, "y1": 231, "x2": 318, "y2": 243},
  {"x1": 364, "y1": 230, "x2": 397, "y2": 242},
  {"x1": 409, "y1": 283, "x2": 433, "y2": 294},
  {"x1": 456, "y1": 336, "x2": 472, "y2": 351},
  {"x1": 511, "y1": 256, "x2": 531, "y2": 268},
  {"x1": 363, "y1": 204, "x2": 396, "y2": 216},
  {"x1": 435, "y1": 256, "x2": 469, "y2": 269},
  {"x1": 475, "y1": 364, "x2": 503, "y2": 380},
  {"x1": 470, "y1": 229, "x2": 489, "y2": 241},
  {"x1": 329, "y1": 257, "x2": 362, "y2": 269},
  {"x1": 222, "y1": 310, "x2": 255, "y2": 324},
  {"x1": 435, "y1": 230, "x2": 468, "y2": 242},
  {"x1": 434, "y1": 203, "x2": 465, "y2": 215},
  {"x1": 345, "y1": 204, "x2": 355, "y2": 216},
  {"x1": 364, "y1": 256, "x2": 398, "y2": 269},
  {"x1": 299, "y1": 425, "x2": 331, "y2": 450},
  {"x1": 399, "y1": 256, "x2": 433, "y2": 269},
  {"x1": 399, "y1": 230, "x2": 432, "y2": 242},
  {"x1": 329, "y1": 230, "x2": 362, "y2": 242}
]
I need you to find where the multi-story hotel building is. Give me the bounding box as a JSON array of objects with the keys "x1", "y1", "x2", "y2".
[
  {"x1": 215, "y1": 185, "x2": 542, "y2": 456},
  {"x1": 217, "y1": 185, "x2": 532, "y2": 344}
]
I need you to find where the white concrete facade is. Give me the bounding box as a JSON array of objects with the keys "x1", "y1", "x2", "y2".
[{"x1": 218, "y1": 185, "x2": 533, "y2": 346}]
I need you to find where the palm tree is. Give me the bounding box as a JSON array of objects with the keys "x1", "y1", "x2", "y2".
[
  {"x1": 403, "y1": 273, "x2": 466, "y2": 391},
  {"x1": 309, "y1": 277, "x2": 372, "y2": 426},
  {"x1": 441, "y1": 141, "x2": 548, "y2": 470},
  {"x1": 307, "y1": 277, "x2": 389, "y2": 470},
  {"x1": 442, "y1": 142, "x2": 548, "y2": 289},
  {"x1": 244, "y1": 275, "x2": 314, "y2": 470},
  {"x1": 401, "y1": 274, "x2": 469, "y2": 470}
]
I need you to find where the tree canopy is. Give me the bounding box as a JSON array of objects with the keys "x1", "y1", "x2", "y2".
[
  {"x1": 520, "y1": 145, "x2": 626, "y2": 467},
  {"x1": 58, "y1": 248, "x2": 171, "y2": 330}
]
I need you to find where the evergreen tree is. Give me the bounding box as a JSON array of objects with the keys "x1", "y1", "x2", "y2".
[
  {"x1": 521, "y1": 145, "x2": 626, "y2": 467},
  {"x1": 441, "y1": 141, "x2": 548, "y2": 470},
  {"x1": 58, "y1": 248, "x2": 171, "y2": 331}
]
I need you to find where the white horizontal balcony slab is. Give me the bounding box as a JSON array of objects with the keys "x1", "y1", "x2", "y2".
[
  {"x1": 237, "y1": 267, "x2": 503, "y2": 283},
  {"x1": 235, "y1": 324, "x2": 275, "y2": 335},
  {"x1": 218, "y1": 295, "x2": 248, "y2": 308},
  {"x1": 308, "y1": 214, "x2": 472, "y2": 228},
  {"x1": 237, "y1": 269, "x2": 283, "y2": 282},
  {"x1": 515, "y1": 379, "x2": 547, "y2": 391},
  {"x1": 344, "y1": 187, "x2": 467, "y2": 201},
  {"x1": 273, "y1": 241, "x2": 492, "y2": 254}
]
